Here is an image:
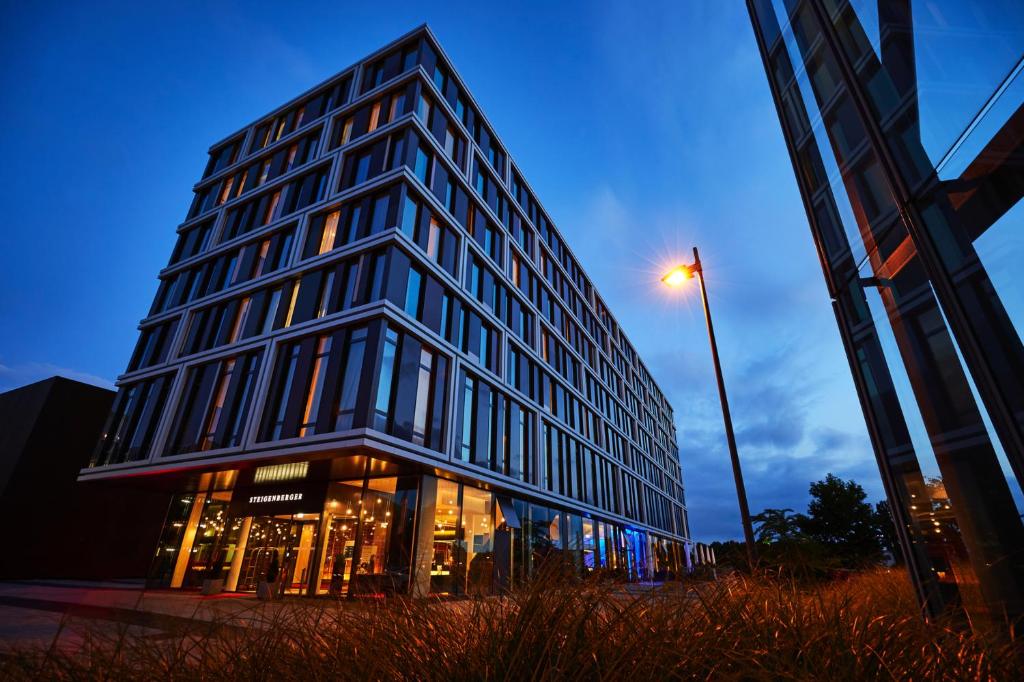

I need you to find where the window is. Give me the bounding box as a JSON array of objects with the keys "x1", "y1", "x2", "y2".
[
  {"x1": 318, "y1": 211, "x2": 339, "y2": 255},
  {"x1": 460, "y1": 373, "x2": 474, "y2": 461},
  {"x1": 91, "y1": 374, "x2": 172, "y2": 466},
  {"x1": 401, "y1": 195, "x2": 417, "y2": 239},
  {"x1": 368, "y1": 102, "x2": 381, "y2": 132},
  {"x1": 198, "y1": 359, "x2": 235, "y2": 451},
  {"x1": 334, "y1": 327, "x2": 366, "y2": 430},
  {"x1": 374, "y1": 328, "x2": 399, "y2": 430},
  {"x1": 165, "y1": 352, "x2": 261, "y2": 456},
  {"x1": 412, "y1": 349, "x2": 433, "y2": 446},
  {"x1": 427, "y1": 218, "x2": 440, "y2": 259},
  {"x1": 299, "y1": 336, "x2": 332, "y2": 437},
  {"x1": 269, "y1": 345, "x2": 300, "y2": 441}
]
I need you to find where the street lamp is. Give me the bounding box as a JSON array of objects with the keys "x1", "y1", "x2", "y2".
[{"x1": 663, "y1": 246, "x2": 757, "y2": 567}]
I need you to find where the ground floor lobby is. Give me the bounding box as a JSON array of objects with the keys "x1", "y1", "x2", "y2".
[{"x1": 144, "y1": 455, "x2": 690, "y2": 597}]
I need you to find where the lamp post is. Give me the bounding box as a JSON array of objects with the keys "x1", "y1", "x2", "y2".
[{"x1": 663, "y1": 246, "x2": 757, "y2": 567}]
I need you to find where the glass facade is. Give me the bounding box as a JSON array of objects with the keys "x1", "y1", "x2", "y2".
[
  {"x1": 86, "y1": 26, "x2": 691, "y2": 594},
  {"x1": 145, "y1": 457, "x2": 688, "y2": 596},
  {"x1": 748, "y1": 0, "x2": 1024, "y2": 623}
]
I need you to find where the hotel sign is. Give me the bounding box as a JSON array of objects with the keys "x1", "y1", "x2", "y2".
[
  {"x1": 229, "y1": 480, "x2": 326, "y2": 517},
  {"x1": 249, "y1": 493, "x2": 304, "y2": 504}
]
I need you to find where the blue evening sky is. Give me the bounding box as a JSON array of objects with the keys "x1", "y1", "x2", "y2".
[{"x1": 0, "y1": 1, "x2": 885, "y2": 540}]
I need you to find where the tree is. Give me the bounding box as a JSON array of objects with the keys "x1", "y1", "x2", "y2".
[
  {"x1": 751, "y1": 508, "x2": 803, "y2": 544},
  {"x1": 797, "y1": 474, "x2": 882, "y2": 568}
]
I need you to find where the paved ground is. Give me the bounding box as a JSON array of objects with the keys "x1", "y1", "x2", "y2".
[
  {"x1": 0, "y1": 580, "x2": 286, "y2": 652},
  {"x1": 0, "y1": 577, "x2": 687, "y2": 654}
]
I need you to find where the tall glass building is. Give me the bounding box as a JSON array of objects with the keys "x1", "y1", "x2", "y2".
[
  {"x1": 80, "y1": 26, "x2": 690, "y2": 597},
  {"x1": 747, "y1": 0, "x2": 1024, "y2": 623}
]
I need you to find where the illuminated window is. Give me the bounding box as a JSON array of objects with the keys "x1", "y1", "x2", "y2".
[
  {"x1": 285, "y1": 144, "x2": 298, "y2": 171},
  {"x1": 217, "y1": 177, "x2": 235, "y2": 205},
  {"x1": 283, "y1": 282, "x2": 299, "y2": 327},
  {"x1": 368, "y1": 101, "x2": 381, "y2": 132},
  {"x1": 318, "y1": 211, "x2": 340, "y2": 255},
  {"x1": 198, "y1": 359, "x2": 236, "y2": 451},
  {"x1": 316, "y1": 271, "x2": 334, "y2": 319},
  {"x1": 252, "y1": 240, "x2": 271, "y2": 278},
  {"x1": 254, "y1": 461, "x2": 309, "y2": 483},
  {"x1": 259, "y1": 159, "x2": 272, "y2": 185},
  {"x1": 299, "y1": 336, "x2": 332, "y2": 437},
  {"x1": 228, "y1": 297, "x2": 251, "y2": 343},
  {"x1": 341, "y1": 118, "x2": 353, "y2": 145},
  {"x1": 264, "y1": 191, "x2": 281, "y2": 225},
  {"x1": 388, "y1": 92, "x2": 404, "y2": 121},
  {"x1": 294, "y1": 106, "x2": 306, "y2": 129},
  {"x1": 235, "y1": 171, "x2": 248, "y2": 198}
]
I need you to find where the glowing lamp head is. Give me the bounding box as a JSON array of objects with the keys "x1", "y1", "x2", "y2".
[{"x1": 661, "y1": 266, "x2": 693, "y2": 288}]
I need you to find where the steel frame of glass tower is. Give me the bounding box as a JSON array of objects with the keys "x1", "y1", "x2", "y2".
[{"x1": 748, "y1": 0, "x2": 1024, "y2": 625}]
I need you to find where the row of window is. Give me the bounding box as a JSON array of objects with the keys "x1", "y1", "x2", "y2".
[
  {"x1": 221, "y1": 164, "x2": 331, "y2": 242},
  {"x1": 191, "y1": 129, "x2": 322, "y2": 220},
  {"x1": 103, "y1": 311, "x2": 679, "y2": 529},
  {"x1": 329, "y1": 80, "x2": 415, "y2": 151},
  {"x1": 201, "y1": 74, "x2": 352, "y2": 181},
  {"x1": 137, "y1": 34, "x2": 680, "y2": 496},
  {"x1": 192, "y1": 33, "x2": 675, "y2": 449},
  {"x1": 166, "y1": 350, "x2": 261, "y2": 455},
  {"x1": 151, "y1": 225, "x2": 295, "y2": 316}
]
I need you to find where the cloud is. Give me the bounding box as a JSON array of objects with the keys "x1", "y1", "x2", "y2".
[{"x1": 0, "y1": 361, "x2": 114, "y2": 393}]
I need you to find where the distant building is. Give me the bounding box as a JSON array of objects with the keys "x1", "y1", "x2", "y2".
[
  {"x1": 747, "y1": 0, "x2": 1024, "y2": 622},
  {"x1": 80, "y1": 26, "x2": 691, "y2": 597},
  {"x1": 0, "y1": 377, "x2": 169, "y2": 580}
]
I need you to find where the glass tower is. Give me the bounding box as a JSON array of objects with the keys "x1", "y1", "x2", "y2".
[
  {"x1": 81, "y1": 26, "x2": 691, "y2": 597},
  {"x1": 747, "y1": 0, "x2": 1024, "y2": 624}
]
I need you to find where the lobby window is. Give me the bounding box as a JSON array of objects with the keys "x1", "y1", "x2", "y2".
[
  {"x1": 431, "y1": 479, "x2": 461, "y2": 594},
  {"x1": 92, "y1": 374, "x2": 172, "y2": 467}
]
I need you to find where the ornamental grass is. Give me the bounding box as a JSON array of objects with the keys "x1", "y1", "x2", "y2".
[{"x1": 2, "y1": 568, "x2": 1019, "y2": 680}]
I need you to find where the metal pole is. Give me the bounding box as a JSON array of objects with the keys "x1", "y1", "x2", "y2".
[{"x1": 692, "y1": 246, "x2": 757, "y2": 567}]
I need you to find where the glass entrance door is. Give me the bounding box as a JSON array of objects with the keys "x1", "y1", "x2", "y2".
[{"x1": 235, "y1": 514, "x2": 320, "y2": 595}]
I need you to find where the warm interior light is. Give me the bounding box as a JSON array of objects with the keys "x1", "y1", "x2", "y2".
[{"x1": 661, "y1": 266, "x2": 692, "y2": 288}]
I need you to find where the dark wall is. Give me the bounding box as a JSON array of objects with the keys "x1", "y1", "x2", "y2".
[{"x1": 0, "y1": 377, "x2": 171, "y2": 580}]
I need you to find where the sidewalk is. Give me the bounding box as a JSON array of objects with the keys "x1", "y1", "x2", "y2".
[{"x1": 0, "y1": 580, "x2": 281, "y2": 650}]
